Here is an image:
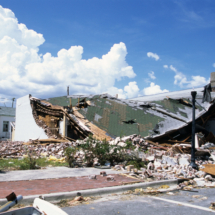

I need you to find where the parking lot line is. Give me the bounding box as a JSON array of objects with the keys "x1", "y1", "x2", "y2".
[{"x1": 150, "y1": 196, "x2": 215, "y2": 213}]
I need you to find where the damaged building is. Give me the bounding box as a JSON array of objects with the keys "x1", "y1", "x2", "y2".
[
  {"x1": 0, "y1": 106, "x2": 15, "y2": 141},
  {"x1": 14, "y1": 79, "x2": 215, "y2": 145}
]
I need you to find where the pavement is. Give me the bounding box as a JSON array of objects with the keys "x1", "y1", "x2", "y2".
[
  {"x1": 62, "y1": 188, "x2": 215, "y2": 214},
  {"x1": 0, "y1": 167, "x2": 179, "y2": 205},
  {"x1": 0, "y1": 167, "x2": 120, "y2": 181}
]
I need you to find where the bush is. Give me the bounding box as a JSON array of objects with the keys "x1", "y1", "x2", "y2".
[
  {"x1": 19, "y1": 149, "x2": 38, "y2": 170},
  {"x1": 64, "y1": 147, "x2": 77, "y2": 168},
  {"x1": 78, "y1": 135, "x2": 142, "y2": 167}
]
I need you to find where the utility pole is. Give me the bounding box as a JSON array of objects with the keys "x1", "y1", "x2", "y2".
[
  {"x1": 67, "y1": 86, "x2": 69, "y2": 96},
  {"x1": 12, "y1": 98, "x2": 15, "y2": 108}
]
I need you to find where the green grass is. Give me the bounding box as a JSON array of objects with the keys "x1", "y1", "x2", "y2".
[{"x1": 0, "y1": 158, "x2": 67, "y2": 171}]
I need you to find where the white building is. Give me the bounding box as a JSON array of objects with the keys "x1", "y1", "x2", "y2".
[{"x1": 0, "y1": 106, "x2": 15, "y2": 140}]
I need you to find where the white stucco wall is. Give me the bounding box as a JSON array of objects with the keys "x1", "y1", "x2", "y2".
[
  {"x1": 0, "y1": 116, "x2": 15, "y2": 139},
  {"x1": 14, "y1": 95, "x2": 48, "y2": 141},
  {"x1": 59, "y1": 118, "x2": 68, "y2": 137}
]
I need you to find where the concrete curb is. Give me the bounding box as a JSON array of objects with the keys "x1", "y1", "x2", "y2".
[{"x1": 0, "y1": 179, "x2": 180, "y2": 205}]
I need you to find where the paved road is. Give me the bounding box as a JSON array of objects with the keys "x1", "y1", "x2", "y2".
[{"x1": 62, "y1": 188, "x2": 215, "y2": 215}]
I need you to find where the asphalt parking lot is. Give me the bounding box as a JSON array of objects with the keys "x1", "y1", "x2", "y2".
[{"x1": 62, "y1": 188, "x2": 215, "y2": 215}]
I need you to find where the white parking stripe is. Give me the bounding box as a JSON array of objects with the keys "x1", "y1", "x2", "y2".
[{"x1": 150, "y1": 196, "x2": 215, "y2": 213}]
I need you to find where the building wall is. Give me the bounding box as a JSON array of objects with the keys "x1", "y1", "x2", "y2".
[
  {"x1": 59, "y1": 117, "x2": 68, "y2": 137},
  {"x1": 0, "y1": 116, "x2": 15, "y2": 139},
  {"x1": 14, "y1": 95, "x2": 48, "y2": 141}
]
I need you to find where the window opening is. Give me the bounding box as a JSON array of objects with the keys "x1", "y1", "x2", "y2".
[{"x1": 3, "y1": 121, "x2": 9, "y2": 132}]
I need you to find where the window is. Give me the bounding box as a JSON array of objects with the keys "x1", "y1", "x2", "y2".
[{"x1": 3, "y1": 121, "x2": 9, "y2": 132}]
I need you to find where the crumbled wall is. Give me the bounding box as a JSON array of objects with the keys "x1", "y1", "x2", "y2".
[{"x1": 14, "y1": 95, "x2": 49, "y2": 141}]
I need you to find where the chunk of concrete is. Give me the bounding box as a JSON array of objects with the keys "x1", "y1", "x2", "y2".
[
  {"x1": 146, "y1": 155, "x2": 155, "y2": 162},
  {"x1": 118, "y1": 142, "x2": 126, "y2": 147},
  {"x1": 88, "y1": 175, "x2": 97, "y2": 179},
  {"x1": 205, "y1": 175, "x2": 213, "y2": 181},
  {"x1": 193, "y1": 178, "x2": 205, "y2": 187},
  {"x1": 126, "y1": 165, "x2": 134, "y2": 172},
  {"x1": 179, "y1": 157, "x2": 189, "y2": 166},
  {"x1": 147, "y1": 162, "x2": 154, "y2": 171},
  {"x1": 107, "y1": 175, "x2": 115, "y2": 181},
  {"x1": 162, "y1": 156, "x2": 178, "y2": 166},
  {"x1": 195, "y1": 171, "x2": 206, "y2": 178}
]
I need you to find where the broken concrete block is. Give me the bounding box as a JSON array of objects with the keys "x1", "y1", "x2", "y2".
[
  {"x1": 114, "y1": 165, "x2": 121, "y2": 170},
  {"x1": 155, "y1": 151, "x2": 163, "y2": 159},
  {"x1": 100, "y1": 171, "x2": 107, "y2": 176},
  {"x1": 147, "y1": 162, "x2": 154, "y2": 171},
  {"x1": 132, "y1": 137, "x2": 140, "y2": 144},
  {"x1": 205, "y1": 175, "x2": 213, "y2": 181},
  {"x1": 154, "y1": 160, "x2": 162, "y2": 169},
  {"x1": 141, "y1": 167, "x2": 146, "y2": 173},
  {"x1": 146, "y1": 155, "x2": 155, "y2": 162},
  {"x1": 195, "y1": 171, "x2": 206, "y2": 178},
  {"x1": 74, "y1": 196, "x2": 84, "y2": 201},
  {"x1": 176, "y1": 169, "x2": 187, "y2": 177},
  {"x1": 129, "y1": 173, "x2": 137, "y2": 177},
  {"x1": 162, "y1": 155, "x2": 178, "y2": 166},
  {"x1": 194, "y1": 178, "x2": 205, "y2": 186},
  {"x1": 179, "y1": 157, "x2": 189, "y2": 166},
  {"x1": 146, "y1": 169, "x2": 153, "y2": 177},
  {"x1": 88, "y1": 175, "x2": 97, "y2": 179},
  {"x1": 202, "y1": 142, "x2": 215, "y2": 149},
  {"x1": 121, "y1": 136, "x2": 132, "y2": 142},
  {"x1": 209, "y1": 202, "x2": 215, "y2": 210},
  {"x1": 209, "y1": 154, "x2": 215, "y2": 161},
  {"x1": 118, "y1": 142, "x2": 126, "y2": 147},
  {"x1": 107, "y1": 175, "x2": 115, "y2": 181},
  {"x1": 126, "y1": 165, "x2": 134, "y2": 172}
]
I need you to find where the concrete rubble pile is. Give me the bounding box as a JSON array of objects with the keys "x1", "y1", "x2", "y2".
[
  {"x1": 0, "y1": 141, "x2": 77, "y2": 159},
  {"x1": 1, "y1": 132, "x2": 215, "y2": 189},
  {"x1": 110, "y1": 134, "x2": 215, "y2": 189}
]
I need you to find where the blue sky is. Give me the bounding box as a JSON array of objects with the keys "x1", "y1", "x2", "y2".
[{"x1": 0, "y1": 0, "x2": 214, "y2": 106}]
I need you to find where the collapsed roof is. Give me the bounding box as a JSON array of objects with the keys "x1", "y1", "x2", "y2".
[{"x1": 41, "y1": 86, "x2": 215, "y2": 142}]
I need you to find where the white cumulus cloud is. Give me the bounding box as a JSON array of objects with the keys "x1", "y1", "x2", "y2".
[
  {"x1": 142, "y1": 82, "x2": 169, "y2": 95},
  {"x1": 0, "y1": 5, "x2": 137, "y2": 100},
  {"x1": 163, "y1": 65, "x2": 168, "y2": 69},
  {"x1": 166, "y1": 64, "x2": 209, "y2": 88},
  {"x1": 148, "y1": 71, "x2": 156, "y2": 80},
  {"x1": 147, "y1": 52, "x2": 160, "y2": 61},
  {"x1": 108, "y1": 81, "x2": 140, "y2": 99}
]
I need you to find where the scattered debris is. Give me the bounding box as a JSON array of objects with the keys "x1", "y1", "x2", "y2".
[
  {"x1": 210, "y1": 202, "x2": 215, "y2": 210},
  {"x1": 88, "y1": 175, "x2": 97, "y2": 179},
  {"x1": 100, "y1": 171, "x2": 107, "y2": 176},
  {"x1": 107, "y1": 175, "x2": 115, "y2": 181}
]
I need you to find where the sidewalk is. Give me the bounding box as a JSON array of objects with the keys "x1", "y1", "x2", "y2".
[
  {"x1": 0, "y1": 167, "x2": 139, "y2": 198},
  {"x1": 0, "y1": 167, "x2": 121, "y2": 182},
  {"x1": 0, "y1": 167, "x2": 179, "y2": 204}
]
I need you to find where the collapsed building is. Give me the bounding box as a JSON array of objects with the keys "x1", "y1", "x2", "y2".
[
  {"x1": 3, "y1": 73, "x2": 215, "y2": 188},
  {"x1": 14, "y1": 83, "x2": 215, "y2": 147}
]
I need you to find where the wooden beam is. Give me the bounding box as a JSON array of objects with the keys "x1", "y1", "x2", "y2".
[
  {"x1": 200, "y1": 164, "x2": 215, "y2": 176},
  {"x1": 181, "y1": 135, "x2": 191, "y2": 143}
]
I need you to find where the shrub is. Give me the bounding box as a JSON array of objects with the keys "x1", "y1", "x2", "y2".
[
  {"x1": 78, "y1": 135, "x2": 143, "y2": 167},
  {"x1": 64, "y1": 147, "x2": 77, "y2": 168},
  {"x1": 19, "y1": 149, "x2": 38, "y2": 170}
]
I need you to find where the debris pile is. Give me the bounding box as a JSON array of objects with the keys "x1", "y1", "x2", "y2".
[
  {"x1": 1, "y1": 131, "x2": 215, "y2": 189},
  {"x1": 0, "y1": 140, "x2": 77, "y2": 160},
  {"x1": 109, "y1": 133, "x2": 215, "y2": 189}
]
